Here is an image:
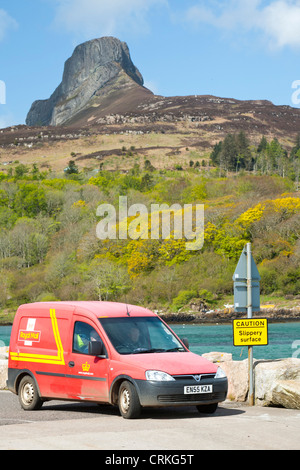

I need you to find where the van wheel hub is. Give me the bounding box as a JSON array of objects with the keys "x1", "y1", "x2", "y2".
[
  {"x1": 22, "y1": 383, "x2": 35, "y2": 405},
  {"x1": 120, "y1": 389, "x2": 130, "y2": 412}
]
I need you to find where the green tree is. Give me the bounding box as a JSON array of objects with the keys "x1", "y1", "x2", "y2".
[
  {"x1": 235, "y1": 131, "x2": 252, "y2": 170},
  {"x1": 267, "y1": 138, "x2": 287, "y2": 171},
  {"x1": 210, "y1": 141, "x2": 222, "y2": 166},
  {"x1": 10, "y1": 218, "x2": 48, "y2": 267},
  {"x1": 14, "y1": 183, "x2": 47, "y2": 217},
  {"x1": 221, "y1": 134, "x2": 238, "y2": 171},
  {"x1": 14, "y1": 164, "x2": 28, "y2": 179},
  {"x1": 88, "y1": 259, "x2": 130, "y2": 301},
  {"x1": 65, "y1": 160, "x2": 79, "y2": 175},
  {"x1": 140, "y1": 173, "x2": 153, "y2": 191},
  {"x1": 290, "y1": 132, "x2": 300, "y2": 159},
  {"x1": 144, "y1": 159, "x2": 155, "y2": 172},
  {"x1": 257, "y1": 136, "x2": 268, "y2": 153}
]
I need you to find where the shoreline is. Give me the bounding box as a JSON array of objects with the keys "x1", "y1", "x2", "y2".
[
  {"x1": 159, "y1": 308, "x2": 300, "y2": 325},
  {"x1": 162, "y1": 317, "x2": 300, "y2": 325},
  {"x1": 3, "y1": 318, "x2": 300, "y2": 327},
  {"x1": 1, "y1": 308, "x2": 300, "y2": 328}
]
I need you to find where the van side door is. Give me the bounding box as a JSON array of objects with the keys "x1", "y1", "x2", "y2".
[{"x1": 66, "y1": 317, "x2": 110, "y2": 402}]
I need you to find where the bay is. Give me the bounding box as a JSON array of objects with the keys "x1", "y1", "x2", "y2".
[
  {"x1": 172, "y1": 322, "x2": 300, "y2": 360},
  {"x1": 1, "y1": 322, "x2": 300, "y2": 360},
  {"x1": 0, "y1": 325, "x2": 12, "y2": 348}
]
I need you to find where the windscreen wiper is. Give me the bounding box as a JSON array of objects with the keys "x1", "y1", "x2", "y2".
[
  {"x1": 131, "y1": 348, "x2": 166, "y2": 354},
  {"x1": 165, "y1": 347, "x2": 185, "y2": 352}
]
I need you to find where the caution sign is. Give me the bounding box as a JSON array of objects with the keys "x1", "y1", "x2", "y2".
[{"x1": 233, "y1": 319, "x2": 268, "y2": 346}]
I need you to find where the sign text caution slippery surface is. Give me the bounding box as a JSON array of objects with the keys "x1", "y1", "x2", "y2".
[{"x1": 233, "y1": 319, "x2": 268, "y2": 346}]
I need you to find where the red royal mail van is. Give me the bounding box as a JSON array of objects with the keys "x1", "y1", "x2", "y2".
[{"x1": 7, "y1": 301, "x2": 228, "y2": 419}]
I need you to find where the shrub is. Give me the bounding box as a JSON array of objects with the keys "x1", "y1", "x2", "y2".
[
  {"x1": 260, "y1": 268, "x2": 279, "y2": 294},
  {"x1": 36, "y1": 292, "x2": 60, "y2": 302},
  {"x1": 170, "y1": 289, "x2": 197, "y2": 312}
]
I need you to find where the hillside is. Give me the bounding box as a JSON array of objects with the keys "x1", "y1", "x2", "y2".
[
  {"x1": 0, "y1": 156, "x2": 299, "y2": 323},
  {"x1": 20, "y1": 36, "x2": 300, "y2": 172},
  {"x1": 1, "y1": 95, "x2": 300, "y2": 174},
  {"x1": 0, "y1": 36, "x2": 299, "y2": 322}
]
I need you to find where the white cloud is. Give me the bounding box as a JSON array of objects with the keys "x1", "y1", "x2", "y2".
[
  {"x1": 260, "y1": 1, "x2": 300, "y2": 48},
  {"x1": 184, "y1": 0, "x2": 300, "y2": 49},
  {"x1": 53, "y1": 0, "x2": 168, "y2": 38},
  {"x1": 0, "y1": 9, "x2": 18, "y2": 42},
  {"x1": 184, "y1": 0, "x2": 260, "y2": 30}
]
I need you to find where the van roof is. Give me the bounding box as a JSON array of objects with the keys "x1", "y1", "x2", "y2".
[{"x1": 17, "y1": 301, "x2": 156, "y2": 318}]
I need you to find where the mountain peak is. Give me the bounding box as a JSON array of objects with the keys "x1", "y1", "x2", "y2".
[{"x1": 26, "y1": 37, "x2": 145, "y2": 126}]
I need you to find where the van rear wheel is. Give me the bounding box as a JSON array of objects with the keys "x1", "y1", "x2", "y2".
[
  {"x1": 18, "y1": 375, "x2": 43, "y2": 411},
  {"x1": 118, "y1": 380, "x2": 141, "y2": 419}
]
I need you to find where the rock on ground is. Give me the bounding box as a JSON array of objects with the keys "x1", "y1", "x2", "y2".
[{"x1": 254, "y1": 358, "x2": 300, "y2": 408}]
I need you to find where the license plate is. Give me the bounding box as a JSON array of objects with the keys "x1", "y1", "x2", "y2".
[{"x1": 184, "y1": 385, "x2": 213, "y2": 394}]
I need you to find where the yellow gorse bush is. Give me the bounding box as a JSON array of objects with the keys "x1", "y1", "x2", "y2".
[
  {"x1": 235, "y1": 203, "x2": 265, "y2": 228},
  {"x1": 271, "y1": 197, "x2": 300, "y2": 214}
]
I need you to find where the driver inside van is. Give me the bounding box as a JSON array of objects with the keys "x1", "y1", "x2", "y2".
[
  {"x1": 74, "y1": 322, "x2": 101, "y2": 354},
  {"x1": 124, "y1": 325, "x2": 144, "y2": 352},
  {"x1": 129, "y1": 326, "x2": 140, "y2": 345}
]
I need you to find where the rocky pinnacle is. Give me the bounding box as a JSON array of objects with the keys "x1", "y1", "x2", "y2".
[{"x1": 26, "y1": 37, "x2": 144, "y2": 126}]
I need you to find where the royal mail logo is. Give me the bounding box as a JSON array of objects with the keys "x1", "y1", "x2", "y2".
[
  {"x1": 78, "y1": 361, "x2": 93, "y2": 376},
  {"x1": 82, "y1": 361, "x2": 90, "y2": 372},
  {"x1": 18, "y1": 330, "x2": 41, "y2": 343}
]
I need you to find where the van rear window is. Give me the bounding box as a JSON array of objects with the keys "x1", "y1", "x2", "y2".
[{"x1": 99, "y1": 316, "x2": 184, "y2": 355}]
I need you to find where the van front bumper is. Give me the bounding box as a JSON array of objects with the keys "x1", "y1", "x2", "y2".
[{"x1": 134, "y1": 377, "x2": 228, "y2": 408}]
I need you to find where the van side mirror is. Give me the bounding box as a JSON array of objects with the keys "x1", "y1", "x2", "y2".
[
  {"x1": 180, "y1": 337, "x2": 189, "y2": 350},
  {"x1": 89, "y1": 340, "x2": 106, "y2": 358}
]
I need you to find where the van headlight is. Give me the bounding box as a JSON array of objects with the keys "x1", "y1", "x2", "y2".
[
  {"x1": 145, "y1": 370, "x2": 175, "y2": 382},
  {"x1": 215, "y1": 367, "x2": 227, "y2": 379}
]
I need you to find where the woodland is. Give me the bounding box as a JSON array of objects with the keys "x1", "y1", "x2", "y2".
[{"x1": 0, "y1": 132, "x2": 299, "y2": 320}]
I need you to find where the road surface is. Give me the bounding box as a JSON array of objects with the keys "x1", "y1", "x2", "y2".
[{"x1": 0, "y1": 391, "x2": 299, "y2": 450}]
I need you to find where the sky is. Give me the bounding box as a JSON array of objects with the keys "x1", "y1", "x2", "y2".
[{"x1": 1, "y1": 0, "x2": 300, "y2": 128}]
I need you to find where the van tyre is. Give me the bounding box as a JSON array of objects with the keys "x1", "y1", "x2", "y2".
[
  {"x1": 18, "y1": 375, "x2": 43, "y2": 411},
  {"x1": 118, "y1": 381, "x2": 141, "y2": 419}
]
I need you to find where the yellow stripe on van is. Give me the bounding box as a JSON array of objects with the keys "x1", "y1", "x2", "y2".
[{"x1": 10, "y1": 309, "x2": 65, "y2": 365}]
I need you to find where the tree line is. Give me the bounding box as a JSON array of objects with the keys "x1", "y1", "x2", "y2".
[
  {"x1": 210, "y1": 132, "x2": 300, "y2": 184},
  {"x1": 0, "y1": 142, "x2": 299, "y2": 315}
]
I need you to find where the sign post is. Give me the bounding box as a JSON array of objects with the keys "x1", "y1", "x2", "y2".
[
  {"x1": 233, "y1": 243, "x2": 263, "y2": 406},
  {"x1": 246, "y1": 243, "x2": 254, "y2": 406}
]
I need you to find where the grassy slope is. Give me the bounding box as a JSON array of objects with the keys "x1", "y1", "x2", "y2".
[{"x1": 0, "y1": 125, "x2": 299, "y2": 323}]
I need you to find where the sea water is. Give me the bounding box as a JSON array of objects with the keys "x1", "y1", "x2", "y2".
[
  {"x1": 0, "y1": 326, "x2": 12, "y2": 348},
  {"x1": 1, "y1": 322, "x2": 300, "y2": 360},
  {"x1": 172, "y1": 322, "x2": 300, "y2": 360}
]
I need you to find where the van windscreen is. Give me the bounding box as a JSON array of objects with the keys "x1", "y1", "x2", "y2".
[{"x1": 98, "y1": 317, "x2": 185, "y2": 355}]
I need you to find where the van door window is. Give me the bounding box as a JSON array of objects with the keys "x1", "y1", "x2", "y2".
[{"x1": 73, "y1": 321, "x2": 102, "y2": 355}]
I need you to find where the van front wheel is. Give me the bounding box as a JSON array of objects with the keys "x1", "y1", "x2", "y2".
[
  {"x1": 18, "y1": 375, "x2": 43, "y2": 411},
  {"x1": 118, "y1": 381, "x2": 141, "y2": 419}
]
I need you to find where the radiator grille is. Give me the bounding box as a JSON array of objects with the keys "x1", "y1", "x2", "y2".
[
  {"x1": 157, "y1": 391, "x2": 226, "y2": 403},
  {"x1": 173, "y1": 373, "x2": 215, "y2": 382}
]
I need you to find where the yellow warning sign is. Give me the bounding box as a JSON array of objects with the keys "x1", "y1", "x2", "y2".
[{"x1": 233, "y1": 319, "x2": 268, "y2": 346}]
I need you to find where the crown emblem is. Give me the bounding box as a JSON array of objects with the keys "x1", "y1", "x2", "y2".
[{"x1": 82, "y1": 361, "x2": 90, "y2": 372}]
